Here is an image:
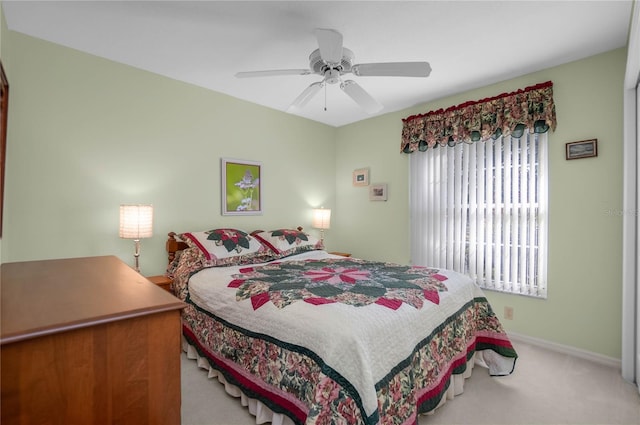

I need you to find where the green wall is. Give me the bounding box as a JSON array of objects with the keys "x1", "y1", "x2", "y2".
[
  {"x1": 1, "y1": 18, "x2": 627, "y2": 359},
  {"x1": 333, "y1": 48, "x2": 626, "y2": 359},
  {"x1": 1, "y1": 30, "x2": 336, "y2": 276}
]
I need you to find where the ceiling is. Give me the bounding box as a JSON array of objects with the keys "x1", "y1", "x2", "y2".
[{"x1": 2, "y1": 1, "x2": 634, "y2": 127}]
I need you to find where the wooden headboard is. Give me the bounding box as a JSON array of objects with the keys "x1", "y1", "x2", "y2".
[{"x1": 166, "y1": 232, "x2": 189, "y2": 264}]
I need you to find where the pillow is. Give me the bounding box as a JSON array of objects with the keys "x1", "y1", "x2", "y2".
[
  {"x1": 179, "y1": 228, "x2": 272, "y2": 266},
  {"x1": 252, "y1": 229, "x2": 324, "y2": 258}
]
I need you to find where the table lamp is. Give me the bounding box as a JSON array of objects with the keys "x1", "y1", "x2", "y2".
[
  {"x1": 312, "y1": 208, "x2": 331, "y2": 244},
  {"x1": 119, "y1": 204, "x2": 153, "y2": 273}
]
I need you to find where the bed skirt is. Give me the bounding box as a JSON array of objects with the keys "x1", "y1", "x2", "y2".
[{"x1": 182, "y1": 337, "x2": 478, "y2": 424}]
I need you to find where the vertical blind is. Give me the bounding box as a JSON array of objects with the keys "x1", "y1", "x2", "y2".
[{"x1": 410, "y1": 130, "x2": 548, "y2": 298}]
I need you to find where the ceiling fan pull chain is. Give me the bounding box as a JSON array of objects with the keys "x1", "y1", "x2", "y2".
[{"x1": 324, "y1": 83, "x2": 327, "y2": 111}]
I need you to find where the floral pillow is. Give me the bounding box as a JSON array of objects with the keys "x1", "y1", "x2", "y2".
[
  {"x1": 252, "y1": 229, "x2": 324, "y2": 258},
  {"x1": 179, "y1": 228, "x2": 272, "y2": 266}
]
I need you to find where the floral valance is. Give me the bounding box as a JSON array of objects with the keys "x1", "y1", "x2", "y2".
[{"x1": 401, "y1": 81, "x2": 557, "y2": 153}]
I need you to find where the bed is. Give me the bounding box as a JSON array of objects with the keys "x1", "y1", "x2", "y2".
[{"x1": 167, "y1": 227, "x2": 517, "y2": 425}]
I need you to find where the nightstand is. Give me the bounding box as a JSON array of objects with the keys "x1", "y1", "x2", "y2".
[
  {"x1": 329, "y1": 252, "x2": 352, "y2": 257},
  {"x1": 147, "y1": 275, "x2": 174, "y2": 294}
]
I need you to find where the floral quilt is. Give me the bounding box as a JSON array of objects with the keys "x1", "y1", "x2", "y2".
[
  {"x1": 172, "y1": 249, "x2": 517, "y2": 425},
  {"x1": 229, "y1": 258, "x2": 449, "y2": 310}
]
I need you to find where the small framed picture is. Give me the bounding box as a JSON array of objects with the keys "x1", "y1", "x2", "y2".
[
  {"x1": 566, "y1": 139, "x2": 598, "y2": 160},
  {"x1": 352, "y1": 168, "x2": 369, "y2": 186},
  {"x1": 369, "y1": 183, "x2": 388, "y2": 201}
]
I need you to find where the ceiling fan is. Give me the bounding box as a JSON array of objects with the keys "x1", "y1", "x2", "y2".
[{"x1": 235, "y1": 28, "x2": 432, "y2": 114}]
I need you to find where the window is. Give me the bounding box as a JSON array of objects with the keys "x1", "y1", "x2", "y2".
[{"x1": 410, "y1": 130, "x2": 548, "y2": 298}]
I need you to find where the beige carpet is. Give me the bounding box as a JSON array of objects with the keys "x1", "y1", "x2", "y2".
[{"x1": 181, "y1": 340, "x2": 640, "y2": 425}]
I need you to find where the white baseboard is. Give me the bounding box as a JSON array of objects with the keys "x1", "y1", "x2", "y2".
[{"x1": 507, "y1": 331, "x2": 621, "y2": 370}]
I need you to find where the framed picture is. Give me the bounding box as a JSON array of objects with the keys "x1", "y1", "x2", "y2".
[
  {"x1": 352, "y1": 168, "x2": 369, "y2": 186},
  {"x1": 566, "y1": 139, "x2": 598, "y2": 160},
  {"x1": 369, "y1": 183, "x2": 388, "y2": 201},
  {"x1": 221, "y1": 158, "x2": 262, "y2": 215}
]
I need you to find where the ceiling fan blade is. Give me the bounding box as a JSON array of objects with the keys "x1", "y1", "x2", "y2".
[
  {"x1": 289, "y1": 81, "x2": 324, "y2": 109},
  {"x1": 315, "y1": 28, "x2": 343, "y2": 65},
  {"x1": 235, "y1": 69, "x2": 312, "y2": 78},
  {"x1": 340, "y1": 80, "x2": 383, "y2": 114},
  {"x1": 352, "y1": 62, "x2": 432, "y2": 77}
]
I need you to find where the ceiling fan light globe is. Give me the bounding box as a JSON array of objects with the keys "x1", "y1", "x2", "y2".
[{"x1": 325, "y1": 69, "x2": 341, "y2": 85}]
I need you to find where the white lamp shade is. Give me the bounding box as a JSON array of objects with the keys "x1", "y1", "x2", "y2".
[
  {"x1": 312, "y1": 208, "x2": 331, "y2": 230},
  {"x1": 119, "y1": 204, "x2": 154, "y2": 239}
]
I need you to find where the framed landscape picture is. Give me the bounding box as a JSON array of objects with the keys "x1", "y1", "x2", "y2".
[
  {"x1": 566, "y1": 139, "x2": 598, "y2": 160},
  {"x1": 221, "y1": 158, "x2": 262, "y2": 215}
]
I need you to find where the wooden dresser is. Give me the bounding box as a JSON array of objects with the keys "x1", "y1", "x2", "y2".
[{"x1": 1, "y1": 255, "x2": 186, "y2": 425}]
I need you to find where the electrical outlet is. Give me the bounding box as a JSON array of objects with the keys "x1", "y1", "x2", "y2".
[{"x1": 504, "y1": 306, "x2": 514, "y2": 320}]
